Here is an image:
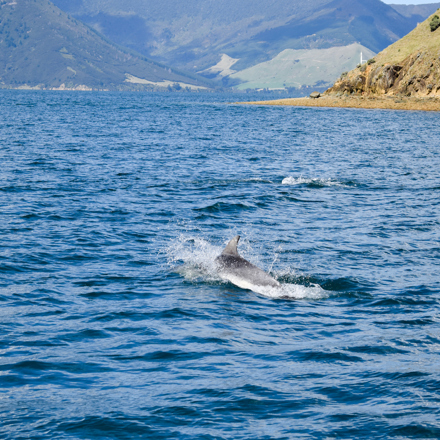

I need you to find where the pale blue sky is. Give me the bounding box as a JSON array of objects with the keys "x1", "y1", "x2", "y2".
[{"x1": 383, "y1": 0, "x2": 439, "y2": 4}]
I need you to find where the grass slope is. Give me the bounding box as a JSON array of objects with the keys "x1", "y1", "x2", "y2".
[
  {"x1": 374, "y1": 10, "x2": 440, "y2": 65},
  {"x1": 0, "y1": 0, "x2": 211, "y2": 90},
  {"x1": 230, "y1": 44, "x2": 375, "y2": 90}
]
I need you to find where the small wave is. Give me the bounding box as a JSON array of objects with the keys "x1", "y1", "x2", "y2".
[
  {"x1": 194, "y1": 202, "x2": 253, "y2": 213},
  {"x1": 190, "y1": 177, "x2": 274, "y2": 188},
  {"x1": 282, "y1": 176, "x2": 353, "y2": 187},
  {"x1": 243, "y1": 177, "x2": 274, "y2": 184}
]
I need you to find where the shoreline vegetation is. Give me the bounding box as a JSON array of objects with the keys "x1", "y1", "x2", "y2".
[{"x1": 236, "y1": 95, "x2": 440, "y2": 112}]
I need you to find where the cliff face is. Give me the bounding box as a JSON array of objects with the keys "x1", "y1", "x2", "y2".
[
  {"x1": 327, "y1": 51, "x2": 440, "y2": 97},
  {"x1": 326, "y1": 11, "x2": 440, "y2": 98}
]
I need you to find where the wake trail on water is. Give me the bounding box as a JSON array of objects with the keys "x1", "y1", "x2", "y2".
[{"x1": 166, "y1": 235, "x2": 328, "y2": 300}]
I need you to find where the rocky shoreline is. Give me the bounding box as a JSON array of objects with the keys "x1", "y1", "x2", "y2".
[
  {"x1": 238, "y1": 12, "x2": 440, "y2": 113},
  {"x1": 237, "y1": 95, "x2": 440, "y2": 112}
]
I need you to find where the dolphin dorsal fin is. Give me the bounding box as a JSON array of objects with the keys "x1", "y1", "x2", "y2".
[{"x1": 221, "y1": 235, "x2": 240, "y2": 256}]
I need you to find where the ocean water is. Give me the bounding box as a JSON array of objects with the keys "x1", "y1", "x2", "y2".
[{"x1": 1, "y1": 90, "x2": 440, "y2": 439}]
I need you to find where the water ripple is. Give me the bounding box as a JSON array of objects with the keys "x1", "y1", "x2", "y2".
[{"x1": 0, "y1": 91, "x2": 439, "y2": 439}]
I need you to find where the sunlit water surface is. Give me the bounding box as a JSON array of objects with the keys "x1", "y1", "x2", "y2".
[{"x1": 1, "y1": 91, "x2": 440, "y2": 439}]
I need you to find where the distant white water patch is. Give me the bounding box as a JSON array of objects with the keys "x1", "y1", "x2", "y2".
[
  {"x1": 166, "y1": 235, "x2": 329, "y2": 300},
  {"x1": 282, "y1": 176, "x2": 348, "y2": 187},
  {"x1": 125, "y1": 74, "x2": 208, "y2": 91}
]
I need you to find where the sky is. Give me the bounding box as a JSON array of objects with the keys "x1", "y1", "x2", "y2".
[{"x1": 382, "y1": 0, "x2": 440, "y2": 3}]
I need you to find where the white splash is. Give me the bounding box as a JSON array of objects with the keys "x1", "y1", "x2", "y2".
[
  {"x1": 166, "y1": 235, "x2": 224, "y2": 283},
  {"x1": 166, "y1": 235, "x2": 329, "y2": 300},
  {"x1": 251, "y1": 282, "x2": 328, "y2": 300},
  {"x1": 282, "y1": 176, "x2": 346, "y2": 187}
]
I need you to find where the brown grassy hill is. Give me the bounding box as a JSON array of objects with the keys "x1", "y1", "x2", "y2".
[{"x1": 326, "y1": 10, "x2": 440, "y2": 97}]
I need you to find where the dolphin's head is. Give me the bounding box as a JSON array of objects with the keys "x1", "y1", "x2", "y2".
[{"x1": 221, "y1": 235, "x2": 240, "y2": 256}]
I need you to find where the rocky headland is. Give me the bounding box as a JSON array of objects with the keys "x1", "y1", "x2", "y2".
[{"x1": 239, "y1": 10, "x2": 440, "y2": 111}]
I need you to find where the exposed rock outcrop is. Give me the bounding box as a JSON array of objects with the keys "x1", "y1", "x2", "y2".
[
  {"x1": 326, "y1": 11, "x2": 440, "y2": 98},
  {"x1": 327, "y1": 52, "x2": 440, "y2": 97}
]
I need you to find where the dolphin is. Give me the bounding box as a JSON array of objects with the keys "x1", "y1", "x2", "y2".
[{"x1": 215, "y1": 235, "x2": 281, "y2": 291}]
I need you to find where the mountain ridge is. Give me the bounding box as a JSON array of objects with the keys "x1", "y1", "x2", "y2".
[
  {"x1": 50, "y1": 0, "x2": 433, "y2": 91},
  {"x1": 0, "y1": 0, "x2": 212, "y2": 90},
  {"x1": 51, "y1": 0, "x2": 416, "y2": 75},
  {"x1": 389, "y1": 2, "x2": 440, "y2": 21},
  {"x1": 3, "y1": 0, "x2": 438, "y2": 92}
]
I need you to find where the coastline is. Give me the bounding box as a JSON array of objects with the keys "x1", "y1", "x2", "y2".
[{"x1": 236, "y1": 95, "x2": 440, "y2": 112}]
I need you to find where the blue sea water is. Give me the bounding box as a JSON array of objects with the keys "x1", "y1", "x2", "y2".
[{"x1": 1, "y1": 90, "x2": 440, "y2": 439}]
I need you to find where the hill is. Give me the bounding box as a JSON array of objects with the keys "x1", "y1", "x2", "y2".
[
  {"x1": 51, "y1": 0, "x2": 330, "y2": 71},
  {"x1": 390, "y1": 3, "x2": 440, "y2": 22},
  {"x1": 326, "y1": 9, "x2": 440, "y2": 97},
  {"x1": 229, "y1": 43, "x2": 375, "y2": 90},
  {"x1": 51, "y1": 0, "x2": 421, "y2": 90},
  {"x1": 0, "y1": 0, "x2": 211, "y2": 90}
]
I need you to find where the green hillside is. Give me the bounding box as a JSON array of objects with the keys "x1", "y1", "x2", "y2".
[
  {"x1": 52, "y1": 0, "x2": 420, "y2": 77},
  {"x1": 230, "y1": 44, "x2": 375, "y2": 90},
  {"x1": 0, "y1": 0, "x2": 211, "y2": 90}
]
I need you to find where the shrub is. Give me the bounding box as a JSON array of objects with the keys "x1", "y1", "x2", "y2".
[
  {"x1": 430, "y1": 15, "x2": 440, "y2": 32},
  {"x1": 367, "y1": 59, "x2": 376, "y2": 65}
]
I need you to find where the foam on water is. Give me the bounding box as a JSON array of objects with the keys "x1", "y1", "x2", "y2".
[
  {"x1": 251, "y1": 282, "x2": 327, "y2": 300},
  {"x1": 166, "y1": 235, "x2": 224, "y2": 283},
  {"x1": 282, "y1": 176, "x2": 348, "y2": 187},
  {"x1": 166, "y1": 235, "x2": 328, "y2": 299}
]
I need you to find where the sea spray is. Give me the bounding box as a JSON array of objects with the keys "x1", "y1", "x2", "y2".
[
  {"x1": 282, "y1": 176, "x2": 354, "y2": 187},
  {"x1": 166, "y1": 235, "x2": 328, "y2": 299},
  {"x1": 166, "y1": 235, "x2": 224, "y2": 283}
]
